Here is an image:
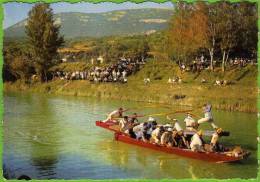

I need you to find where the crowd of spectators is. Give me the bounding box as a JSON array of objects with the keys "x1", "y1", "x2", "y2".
[
  {"x1": 179, "y1": 55, "x2": 256, "y2": 73},
  {"x1": 51, "y1": 57, "x2": 146, "y2": 83}
]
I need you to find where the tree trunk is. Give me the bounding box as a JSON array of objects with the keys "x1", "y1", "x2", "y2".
[
  {"x1": 224, "y1": 52, "x2": 229, "y2": 71},
  {"x1": 222, "y1": 50, "x2": 226, "y2": 72},
  {"x1": 209, "y1": 48, "x2": 214, "y2": 71},
  {"x1": 39, "y1": 69, "x2": 47, "y2": 82},
  {"x1": 43, "y1": 70, "x2": 48, "y2": 82}
]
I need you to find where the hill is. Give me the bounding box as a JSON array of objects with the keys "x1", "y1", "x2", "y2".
[{"x1": 4, "y1": 8, "x2": 173, "y2": 39}]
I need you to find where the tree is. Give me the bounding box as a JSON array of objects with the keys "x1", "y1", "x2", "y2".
[
  {"x1": 9, "y1": 56, "x2": 31, "y2": 81},
  {"x1": 217, "y1": 2, "x2": 237, "y2": 72},
  {"x1": 234, "y1": 2, "x2": 257, "y2": 59},
  {"x1": 3, "y1": 40, "x2": 32, "y2": 81},
  {"x1": 25, "y1": 3, "x2": 64, "y2": 82},
  {"x1": 204, "y1": 3, "x2": 222, "y2": 71},
  {"x1": 168, "y1": 2, "x2": 208, "y2": 65}
]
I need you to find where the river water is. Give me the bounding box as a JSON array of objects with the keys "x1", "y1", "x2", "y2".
[{"x1": 3, "y1": 92, "x2": 258, "y2": 179}]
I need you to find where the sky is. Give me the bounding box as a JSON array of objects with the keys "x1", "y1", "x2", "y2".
[{"x1": 3, "y1": 2, "x2": 174, "y2": 29}]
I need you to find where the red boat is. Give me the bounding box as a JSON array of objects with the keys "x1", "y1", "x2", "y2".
[{"x1": 96, "y1": 121, "x2": 250, "y2": 163}]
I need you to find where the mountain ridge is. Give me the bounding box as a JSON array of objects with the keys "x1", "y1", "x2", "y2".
[{"x1": 4, "y1": 8, "x2": 174, "y2": 39}]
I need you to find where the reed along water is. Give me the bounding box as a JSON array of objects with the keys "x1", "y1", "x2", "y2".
[{"x1": 3, "y1": 92, "x2": 258, "y2": 179}]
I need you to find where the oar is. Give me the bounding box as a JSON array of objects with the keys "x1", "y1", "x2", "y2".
[
  {"x1": 138, "y1": 109, "x2": 194, "y2": 118},
  {"x1": 128, "y1": 104, "x2": 172, "y2": 110},
  {"x1": 186, "y1": 112, "x2": 202, "y2": 119}
]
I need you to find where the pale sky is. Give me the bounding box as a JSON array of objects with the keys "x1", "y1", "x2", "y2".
[{"x1": 3, "y1": 2, "x2": 174, "y2": 29}]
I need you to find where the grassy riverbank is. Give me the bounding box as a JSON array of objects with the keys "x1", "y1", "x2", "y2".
[{"x1": 4, "y1": 60, "x2": 258, "y2": 113}]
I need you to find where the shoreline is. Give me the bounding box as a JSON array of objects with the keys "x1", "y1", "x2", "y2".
[{"x1": 4, "y1": 80, "x2": 257, "y2": 113}]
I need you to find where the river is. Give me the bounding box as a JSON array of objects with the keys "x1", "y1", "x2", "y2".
[{"x1": 3, "y1": 92, "x2": 258, "y2": 179}]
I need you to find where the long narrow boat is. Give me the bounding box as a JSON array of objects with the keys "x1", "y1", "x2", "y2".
[{"x1": 96, "y1": 121, "x2": 250, "y2": 163}]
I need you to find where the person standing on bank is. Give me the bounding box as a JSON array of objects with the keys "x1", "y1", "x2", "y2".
[{"x1": 197, "y1": 104, "x2": 218, "y2": 129}]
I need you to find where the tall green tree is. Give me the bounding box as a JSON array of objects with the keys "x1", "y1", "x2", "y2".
[{"x1": 25, "y1": 3, "x2": 64, "y2": 82}]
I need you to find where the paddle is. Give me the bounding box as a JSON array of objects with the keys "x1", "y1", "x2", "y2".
[
  {"x1": 136, "y1": 109, "x2": 194, "y2": 118},
  {"x1": 113, "y1": 109, "x2": 193, "y2": 119}
]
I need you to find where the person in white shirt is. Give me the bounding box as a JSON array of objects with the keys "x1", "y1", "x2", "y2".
[
  {"x1": 151, "y1": 126, "x2": 165, "y2": 144},
  {"x1": 103, "y1": 108, "x2": 124, "y2": 123},
  {"x1": 210, "y1": 128, "x2": 223, "y2": 152},
  {"x1": 144, "y1": 117, "x2": 157, "y2": 139},
  {"x1": 198, "y1": 104, "x2": 218, "y2": 129},
  {"x1": 173, "y1": 119, "x2": 183, "y2": 132},
  {"x1": 184, "y1": 114, "x2": 197, "y2": 131},
  {"x1": 133, "y1": 122, "x2": 148, "y2": 140},
  {"x1": 190, "y1": 130, "x2": 205, "y2": 152}
]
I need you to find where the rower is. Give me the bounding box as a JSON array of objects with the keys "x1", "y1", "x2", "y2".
[
  {"x1": 171, "y1": 130, "x2": 178, "y2": 147},
  {"x1": 173, "y1": 119, "x2": 182, "y2": 132},
  {"x1": 190, "y1": 130, "x2": 205, "y2": 152},
  {"x1": 147, "y1": 117, "x2": 157, "y2": 130},
  {"x1": 172, "y1": 119, "x2": 189, "y2": 148},
  {"x1": 184, "y1": 114, "x2": 197, "y2": 131},
  {"x1": 143, "y1": 117, "x2": 157, "y2": 140},
  {"x1": 210, "y1": 128, "x2": 224, "y2": 152},
  {"x1": 119, "y1": 116, "x2": 129, "y2": 132},
  {"x1": 129, "y1": 113, "x2": 139, "y2": 124},
  {"x1": 133, "y1": 122, "x2": 148, "y2": 140},
  {"x1": 198, "y1": 104, "x2": 218, "y2": 129},
  {"x1": 151, "y1": 125, "x2": 165, "y2": 144},
  {"x1": 161, "y1": 127, "x2": 174, "y2": 147},
  {"x1": 103, "y1": 107, "x2": 124, "y2": 123}
]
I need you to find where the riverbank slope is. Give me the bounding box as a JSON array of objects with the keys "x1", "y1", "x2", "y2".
[{"x1": 4, "y1": 60, "x2": 258, "y2": 113}]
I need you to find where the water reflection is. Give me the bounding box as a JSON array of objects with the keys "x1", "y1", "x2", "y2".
[{"x1": 95, "y1": 134, "x2": 257, "y2": 179}]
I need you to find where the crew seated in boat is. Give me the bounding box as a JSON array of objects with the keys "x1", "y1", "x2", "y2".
[
  {"x1": 133, "y1": 122, "x2": 148, "y2": 140},
  {"x1": 210, "y1": 128, "x2": 225, "y2": 152},
  {"x1": 103, "y1": 107, "x2": 124, "y2": 123},
  {"x1": 172, "y1": 119, "x2": 189, "y2": 148},
  {"x1": 143, "y1": 118, "x2": 157, "y2": 141},
  {"x1": 124, "y1": 118, "x2": 139, "y2": 136},
  {"x1": 161, "y1": 127, "x2": 175, "y2": 147},
  {"x1": 175, "y1": 130, "x2": 190, "y2": 148},
  {"x1": 129, "y1": 113, "x2": 139, "y2": 124},
  {"x1": 190, "y1": 130, "x2": 205, "y2": 152},
  {"x1": 119, "y1": 116, "x2": 130, "y2": 132},
  {"x1": 163, "y1": 123, "x2": 173, "y2": 130},
  {"x1": 150, "y1": 125, "x2": 165, "y2": 144}
]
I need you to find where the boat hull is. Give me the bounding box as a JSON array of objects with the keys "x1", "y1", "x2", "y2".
[{"x1": 96, "y1": 121, "x2": 248, "y2": 163}]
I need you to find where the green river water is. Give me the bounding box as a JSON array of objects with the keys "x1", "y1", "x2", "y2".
[{"x1": 3, "y1": 92, "x2": 258, "y2": 179}]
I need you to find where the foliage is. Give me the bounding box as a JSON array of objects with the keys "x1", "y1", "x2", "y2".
[
  {"x1": 167, "y1": 1, "x2": 257, "y2": 72},
  {"x1": 25, "y1": 3, "x2": 64, "y2": 82},
  {"x1": 168, "y1": 2, "x2": 208, "y2": 64},
  {"x1": 3, "y1": 40, "x2": 33, "y2": 81}
]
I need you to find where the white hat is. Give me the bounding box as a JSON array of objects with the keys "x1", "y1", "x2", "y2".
[
  {"x1": 164, "y1": 124, "x2": 172, "y2": 128},
  {"x1": 167, "y1": 127, "x2": 173, "y2": 132},
  {"x1": 148, "y1": 117, "x2": 156, "y2": 122}
]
